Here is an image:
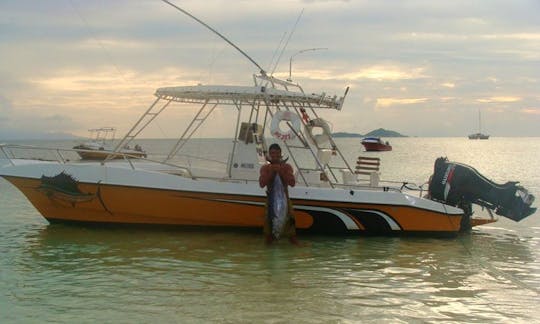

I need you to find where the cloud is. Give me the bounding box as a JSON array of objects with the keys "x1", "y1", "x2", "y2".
[
  {"x1": 0, "y1": 95, "x2": 12, "y2": 112},
  {"x1": 376, "y1": 98, "x2": 428, "y2": 108},
  {"x1": 287, "y1": 65, "x2": 427, "y2": 82},
  {"x1": 0, "y1": 95, "x2": 13, "y2": 126},
  {"x1": 345, "y1": 66, "x2": 426, "y2": 81},
  {"x1": 477, "y1": 96, "x2": 521, "y2": 103},
  {"x1": 1, "y1": 0, "x2": 539, "y2": 137},
  {"x1": 521, "y1": 108, "x2": 540, "y2": 115},
  {"x1": 481, "y1": 33, "x2": 540, "y2": 41}
]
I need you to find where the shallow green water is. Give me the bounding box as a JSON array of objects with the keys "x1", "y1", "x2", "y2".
[{"x1": 1, "y1": 138, "x2": 539, "y2": 322}]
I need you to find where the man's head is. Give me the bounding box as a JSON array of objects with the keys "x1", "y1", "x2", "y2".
[{"x1": 268, "y1": 143, "x2": 282, "y2": 163}]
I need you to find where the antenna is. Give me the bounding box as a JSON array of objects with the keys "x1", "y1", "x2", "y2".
[
  {"x1": 269, "y1": 8, "x2": 304, "y2": 76},
  {"x1": 160, "y1": 0, "x2": 266, "y2": 75},
  {"x1": 288, "y1": 47, "x2": 328, "y2": 81},
  {"x1": 266, "y1": 31, "x2": 288, "y2": 76}
]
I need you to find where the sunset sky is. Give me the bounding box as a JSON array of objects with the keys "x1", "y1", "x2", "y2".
[{"x1": 1, "y1": 0, "x2": 539, "y2": 139}]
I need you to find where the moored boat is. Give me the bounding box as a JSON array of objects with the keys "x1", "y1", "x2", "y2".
[
  {"x1": 361, "y1": 137, "x2": 392, "y2": 151},
  {"x1": 0, "y1": 5, "x2": 535, "y2": 236},
  {"x1": 468, "y1": 133, "x2": 489, "y2": 140},
  {"x1": 73, "y1": 127, "x2": 146, "y2": 160},
  {"x1": 468, "y1": 110, "x2": 489, "y2": 139},
  {"x1": 0, "y1": 73, "x2": 535, "y2": 235}
]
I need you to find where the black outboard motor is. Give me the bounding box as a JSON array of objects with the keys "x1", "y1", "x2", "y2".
[{"x1": 429, "y1": 157, "x2": 536, "y2": 223}]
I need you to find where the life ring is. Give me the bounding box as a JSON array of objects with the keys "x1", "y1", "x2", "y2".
[
  {"x1": 270, "y1": 111, "x2": 301, "y2": 141},
  {"x1": 305, "y1": 118, "x2": 331, "y2": 145}
]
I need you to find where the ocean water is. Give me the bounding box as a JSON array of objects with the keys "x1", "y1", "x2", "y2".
[{"x1": 1, "y1": 137, "x2": 539, "y2": 323}]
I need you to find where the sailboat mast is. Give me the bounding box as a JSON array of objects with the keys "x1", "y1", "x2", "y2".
[{"x1": 479, "y1": 110, "x2": 482, "y2": 133}]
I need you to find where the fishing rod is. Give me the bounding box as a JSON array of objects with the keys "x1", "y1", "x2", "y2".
[{"x1": 160, "y1": 0, "x2": 267, "y2": 76}]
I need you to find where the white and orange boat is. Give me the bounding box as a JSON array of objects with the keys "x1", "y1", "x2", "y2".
[
  {"x1": 0, "y1": 4, "x2": 534, "y2": 236},
  {"x1": 0, "y1": 71, "x2": 535, "y2": 235}
]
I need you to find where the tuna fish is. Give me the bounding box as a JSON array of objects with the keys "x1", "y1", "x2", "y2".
[{"x1": 268, "y1": 174, "x2": 288, "y2": 239}]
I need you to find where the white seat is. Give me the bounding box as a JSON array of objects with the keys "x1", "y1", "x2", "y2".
[{"x1": 355, "y1": 156, "x2": 380, "y2": 186}]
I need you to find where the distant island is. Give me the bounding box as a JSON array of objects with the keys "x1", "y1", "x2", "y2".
[
  {"x1": 332, "y1": 132, "x2": 364, "y2": 138},
  {"x1": 0, "y1": 130, "x2": 82, "y2": 140},
  {"x1": 333, "y1": 128, "x2": 407, "y2": 138}
]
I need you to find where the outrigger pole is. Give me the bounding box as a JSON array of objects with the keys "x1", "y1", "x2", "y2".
[{"x1": 160, "y1": 0, "x2": 267, "y2": 76}]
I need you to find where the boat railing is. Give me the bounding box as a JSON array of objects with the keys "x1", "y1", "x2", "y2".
[
  {"x1": 329, "y1": 178, "x2": 426, "y2": 196},
  {"x1": 0, "y1": 143, "x2": 193, "y2": 176},
  {"x1": 332, "y1": 182, "x2": 403, "y2": 193},
  {"x1": 379, "y1": 179, "x2": 429, "y2": 197},
  {"x1": 0, "y1": 144, "x2": 426, "y2": 196},
  {"x1": 0, "y1": 143, "x2": 73, "y2": 165},
  {"x1": 186, "y1": 174, "x2": 406, "y2": 193}
]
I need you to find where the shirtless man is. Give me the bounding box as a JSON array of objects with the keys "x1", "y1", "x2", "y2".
[{"x1": 259, "y1": 143, "x2": 299, "y2": 245}]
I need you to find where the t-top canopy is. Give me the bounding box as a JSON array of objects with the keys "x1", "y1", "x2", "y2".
[{"x1": 154, "y1": 84, "x2": 346, "y2": 110}]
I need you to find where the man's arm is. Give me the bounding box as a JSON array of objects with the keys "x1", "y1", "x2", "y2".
[{"x1": 259, "y1": 164, "x2": 273, "y2": 188}]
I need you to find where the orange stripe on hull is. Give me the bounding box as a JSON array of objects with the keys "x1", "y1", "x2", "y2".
[
  {"x1": 291, "y1": 199, "x2": 463, "y2": 232},
  {"x1": 5, "y1": 177, "x2": 314, "y2": 228},
  {"x1": 5, "y1": 176, "x2": 463, "y2": 233},
  {"x1": 372, "y1": 205, "x2": 461, "y2": 232}
]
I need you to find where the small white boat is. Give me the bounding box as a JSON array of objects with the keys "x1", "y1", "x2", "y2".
[{"x1": 73, "y1": 127, "x2": 146, "y2": 160}]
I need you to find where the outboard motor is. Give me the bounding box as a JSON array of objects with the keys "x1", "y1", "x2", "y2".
[{"x1": 429, "y1": 157, "x2": 536, "y2": 224}]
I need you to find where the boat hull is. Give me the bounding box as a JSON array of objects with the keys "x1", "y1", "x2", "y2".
[
  {"x1": 468, "y1": 133, "x2": 489, "y2": 140},
  {"x1": 0, "y1": 161, "x2": 468, "y2": 236},
  {"x1": 75, "y1": 149, "x2": 147, "y2": 160},
  {"x1": 362, "y1": 142, "x2": 392, "y2": 151}
]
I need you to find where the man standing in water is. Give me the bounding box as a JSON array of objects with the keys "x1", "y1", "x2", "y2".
[{"x1": 259, "y1": 143, "x2": 299, "y2": 245}]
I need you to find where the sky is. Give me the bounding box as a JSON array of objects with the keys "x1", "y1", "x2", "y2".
[{"x1": 0, "y1": 0, "x2": 539, "y2": 139}]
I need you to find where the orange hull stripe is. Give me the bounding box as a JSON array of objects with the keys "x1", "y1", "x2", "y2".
[
  {"x1": 5, "y1": 176, "x2": 462, "y2": 232},
  {"x1": 5, "y1": 177, "x2": 314, "y2": 228},
  {"x1": 292, "y1": 199, "x2": 462, "y2": 232}
]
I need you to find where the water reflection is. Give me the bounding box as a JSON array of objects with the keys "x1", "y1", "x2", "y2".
[{"x1": 1, "y1": 221, "x2": 538, "y2": 322}]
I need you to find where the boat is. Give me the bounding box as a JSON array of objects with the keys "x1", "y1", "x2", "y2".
[
  {"x1": 361, "y1": 137, "x2": 392, "y2": 151},
  {"x1": 0, "y1": 5, "x2": 535, "y2": 236},
  {"x1": 468, "y1": 133, "x2": 489, "y2": 140},
  {"x1": 73, "y1": 127, "x2": 146, "y2": 160},
  {"x1": 468, "y1": 110, "x2": 489, "y2": 139},
  {"x1": 0, "y1": 72, "x2": 535, "y2": 235}
]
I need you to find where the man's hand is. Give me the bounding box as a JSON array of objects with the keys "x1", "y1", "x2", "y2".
[{"x1": 270, "y1": 164, "x2": 282, "y2": 173}]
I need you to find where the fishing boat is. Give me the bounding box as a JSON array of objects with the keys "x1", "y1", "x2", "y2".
[
  {"x1": 73, "y1": 127, "x2": 146, "y2": 160},
  {"x1": 361, "y1": 137, "x2": 392, "y2": 151},
  {"x1": 0, "y1": 75, "x2": 534, "y2": 235},
  {"x1": 0, "y1": 4, "x2": 535, "y2": 236},
  {"x1": 468, "y1": 110, "x2": 489, "y2": 139}
]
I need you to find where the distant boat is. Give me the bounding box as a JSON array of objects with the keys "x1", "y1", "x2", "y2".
[
  {"x1": 468, "y1": 110, "x2": 489, "y2": 140},
  {"x1": 361, "y1": 137, "x2": 392, "y2": 151},
  {"x1": 73, "y1": 127, "x2": 146, "y2": 160},
  {"x1": 468, "y1": 133, "x2": 489, "y2": 140}
]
